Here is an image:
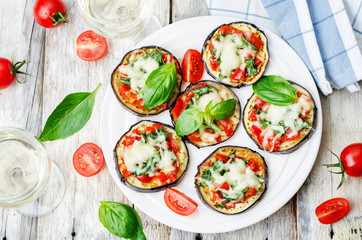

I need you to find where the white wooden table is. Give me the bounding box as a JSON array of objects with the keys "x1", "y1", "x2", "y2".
[{"x1": 1, "y1": 1, "x2": 361, "y2": 239}]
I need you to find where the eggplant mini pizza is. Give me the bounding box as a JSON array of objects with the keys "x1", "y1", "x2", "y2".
[
  {"x1": 202, "y1": 22, "x2": 269, "y2": 88},
  {"x1": 111, "y1": 46, "x2": 182, "y2": 116},
  {"x1": 244, "y1": 82, "x2": 316, "y2": 153},
  {"x1": 170, "y1": 81, "x2": 241, "y2": 148},
  {"x1": 114, "y1": 121, "x2": 189, "y2": 192},
  {"x1": 195, "y1": 146, "x2": 267, "y2": 214}
]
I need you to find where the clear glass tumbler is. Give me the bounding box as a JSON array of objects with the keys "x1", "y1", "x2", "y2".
[
  {"x1": 77, "y1": 0, "x2": 157, "y2": 39},
  {"x1": 0, "y1": 127, "x2": 65, "y2": 217}
]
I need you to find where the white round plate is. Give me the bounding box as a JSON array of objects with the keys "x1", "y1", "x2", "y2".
[{"x1": 100, "y1": 16, "x2": 322, "y2": 233}]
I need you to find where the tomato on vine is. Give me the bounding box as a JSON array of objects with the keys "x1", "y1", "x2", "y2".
[
  {"x1": 0, "y1": 58, "x2": 28, "y2": 90},
  {"x1": 324, "y1": 143, "x2": 362, "y2": 189},
  {"x1": 33, "y1": 0, "x2": 73, "y2": 28}
]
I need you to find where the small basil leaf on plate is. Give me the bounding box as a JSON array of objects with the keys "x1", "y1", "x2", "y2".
[
  {"x1": 210, "y1": 99, "x2": 236, "y2": 121},
  {"x1": 175, "y1": 108, "x2": 203, "y2": 136},
  {"x1": 142, "y1": 63, "x2": 176, "y2": 110},
  {"x1": 99, "y1": 201, "x2": 146, "y2": 240},
  {"x1": 252, "y1": 75, "x2": 298, "y2": 106},
  {"x1": 39, "y1": 83, "x2": 100, "y2": 142}
]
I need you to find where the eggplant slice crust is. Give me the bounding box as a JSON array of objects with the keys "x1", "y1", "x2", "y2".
[
  {"x1": 170, "y1": 80, "x2": 241, "y2": 148},
  {"x1": 114, "y1": 120, "x2": 189, "y2": 192},
  {"x1": 111, "y1": 46, "x2": 182, "y2": 116},
  {"x1": 202, "y1": 21, "x2": 269, "y2": 88},
  {"x1": 243, "y1": 82, "x2": 317, "y2": 153},
  {"x1": 195, "y1": 146, "x2": 267, "y2": 214}
]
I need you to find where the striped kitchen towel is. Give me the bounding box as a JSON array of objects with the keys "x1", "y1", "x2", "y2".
[{"x1": 206, "y1": 0, "x2": 362, "y2": 95}]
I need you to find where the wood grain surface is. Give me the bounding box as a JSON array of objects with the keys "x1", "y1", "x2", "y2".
[{"x1": 0, "y1": 0, "x2": 361, "y2": 239}]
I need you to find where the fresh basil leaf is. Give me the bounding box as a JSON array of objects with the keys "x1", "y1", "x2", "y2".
[
  {"x1": 252, "y1": 75, "x2": 298, "y2": 106},
  {"x1": 192, "y1": 86, "x2": 216, "y2": 96},
  {"x1": 175, "y1": 108, "x2": 203, "y2": 136},
  {"x1": 147, "y1": 50, "x2": 164, "y2": 65},
  {"x1": 245, "y1": 58, "x2": 258, "y2": 77},
  {"x1": 99, "y1": 201, "x2": 146, "y2": 240},
  {"x1": 39, "y1": 84, "x2": 100, "y2": 142},
  {"x1": 210, "y1": 99, "x2": 236, "y2": 121},
  {"x1": 203, "y1": 112, "x2": 213, "y2": 126},
  {"x1": 142, "y1": 63, "x2": 176, "y2": 110},
  {"x1": 205, "y1": 100, "x2": 213, "y2": 114}
]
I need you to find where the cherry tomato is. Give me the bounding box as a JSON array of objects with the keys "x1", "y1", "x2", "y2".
[
  {"x1": 181, "y1": 49, "x2": 204, "y2": 83},
  {"x1": 76, "y1": 30, "x2": 108, "y2": 61},
  {"x1": 215, "y1": 153, "x2": 228, "y2": 163},
  {"x1": 230, "y1": 67, "x2": 245, "y2": 81},
  {"x1": 315, "y1": 198, "x2": 349, "y2": 224},
  {"x1": 73, "y1": 143, "x2": 105, "y2": 177},
  {"x1": 33, "y1": 0, "x2": 69, "y2": 28},
  {"x1": 164, "y1": 188, "x2": 198, "y2": 216},
  {"x1": 216, "y1": 119, "x2": 233, "y2": 137},
  {"x1": 325, "y1": 143, "x2": 362, "y2": 188},
  {"x1": 340, "y1": 143, "x2": 362, "y2": 177},
  {"x1": 243, "y1": 31, "x2": 264, "y2": 50},
  {"x1": 0, "y1": 58, "x2": 29, "y2": 90}
]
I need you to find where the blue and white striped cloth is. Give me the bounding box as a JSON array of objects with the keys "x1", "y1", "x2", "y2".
[{"x1": 206, "y1": 0, "x2": 362, "y2": 95}]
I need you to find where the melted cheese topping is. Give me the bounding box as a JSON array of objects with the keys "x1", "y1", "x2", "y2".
[
  {"x1": 123, "y1": 133, "x2": 177, "y2": 175},
  {"x1": 118, "y1": 55, "x2": 160, "y2": 93},
  {"x1": 194, "y1": 92, "x2": 222, "y2": 111},
  {"x1": 258, "y1": 95, "x2": 312, "y2": 138},
  {"x1": 202, "y1": 158, "x2": 261, "y2": 201},
  {"x1": 211, "y1": 34, "x2": 256, "y2": 77}
]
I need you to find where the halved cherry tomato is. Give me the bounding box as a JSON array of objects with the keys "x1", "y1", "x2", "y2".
[
  {"x1": 73, "y1": 143, "x2": 105, "y2": 177},
  {"x1": 136, "y1": 175, "x2": 153, "y2": 183},
  {"x1": 212, "y1": 191, "x2": 223, "y2": 205},
  {"x1": 216, "y1": 119, "x2": 233, "y2": 137},
  {"x1": 181, "y1": 49, "x2": 204, "y2": 83},
  {"x1": 215, "y1": 182, "x2": 230, "y2": 191},
  {"x1": 315, "y1": 198, "x2": 349, "y2": 224},
  {"x1": 164, "y1": 188, "x2": 198, "y2": 216},
  {"x1": 76, "y1": 30, "x2": 108, "y2": 61}
]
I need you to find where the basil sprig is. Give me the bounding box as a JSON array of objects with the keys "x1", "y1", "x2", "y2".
[
  {"x1": 175, "y1": 99, "x2": 236, "y2": 136},
  {"x1": 142, "y1": 63, "x2": 176, "y2": 110},
  {"x1": 39, "y1": 84, "x2": 100, "y2": 141},
  {"x1": 99, "y1": 201, "x2": 146, "y2": 240},
  {"x1": 252, "y1": 75, "x2": 298, "y2": 106}
]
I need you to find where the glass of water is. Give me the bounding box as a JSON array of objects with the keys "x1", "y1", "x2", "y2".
[
  {"x1": 0, "y1": 127, "x2": 65, "y2": 217},
  {"x1": 77, "y1": 0, "x2": 157, "y2": 39}
]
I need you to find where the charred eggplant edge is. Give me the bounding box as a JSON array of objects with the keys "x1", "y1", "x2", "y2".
[
  {"x1": 242, "y1": 81, "x2": 318, "y2": 154},
  {"x1": 195, "y1": 145, "x2": 268, "y2": 214},
  {"x1": 201, "y1": 21, "x2": 269, "y2": 88},
  {"x1": 169, "y1": 80, "x2": 241, "y2": 149},
  {"x1": 113, "y1": 120, "x2": 189, "y2": 192},
  {"x1": 111, "y1": 46, "x2": 183, "y2": 117}
]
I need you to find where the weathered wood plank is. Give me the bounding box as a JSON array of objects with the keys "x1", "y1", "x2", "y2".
[{"x1": 297, "y1": 89, "x2": 362, "y2": 240}]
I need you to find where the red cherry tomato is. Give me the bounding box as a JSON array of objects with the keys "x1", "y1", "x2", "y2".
[
  {"x1": 315, "y1": 198, "x2": 349, "y2": 224},
  {"x1": 325, "y1": 143, "x2": 362, "y2": 188},
  {"x1": 181, "y1": 49, "x2": 204, "y2": 83},
  {"x1": 0, "y1": 58, "x2": 28, "y2": 90},
  {"x1": 76, "y1": 30, "x2": 108, "y2": 61},
  {"x1": 164, "y1": 188, "x2": 198, "y2": 216},
  {"x1": 340, "y1": 143, "x2": 362, "y2": 177},
  {"x1": 33, "y1": 0, "x2": 69, "y2": 28},
  {"x1": 73, "y1": 143, "x2": 105, "y2": 177},
  {"x1": 136, "y1": 175, "x2": 153, "y2": 183}
]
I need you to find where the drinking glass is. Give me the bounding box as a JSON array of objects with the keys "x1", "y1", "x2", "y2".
[
  {"x1": 77, "y1": 0, "x2": 160, "y2": 39},
  {"x1": 0, "y1": 127, "x2": 65, "y2": 217}
]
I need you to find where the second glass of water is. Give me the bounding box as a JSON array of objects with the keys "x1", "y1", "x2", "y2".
[{"x1": 77, "y1": 0, "x2": 156, "y2": 39}]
